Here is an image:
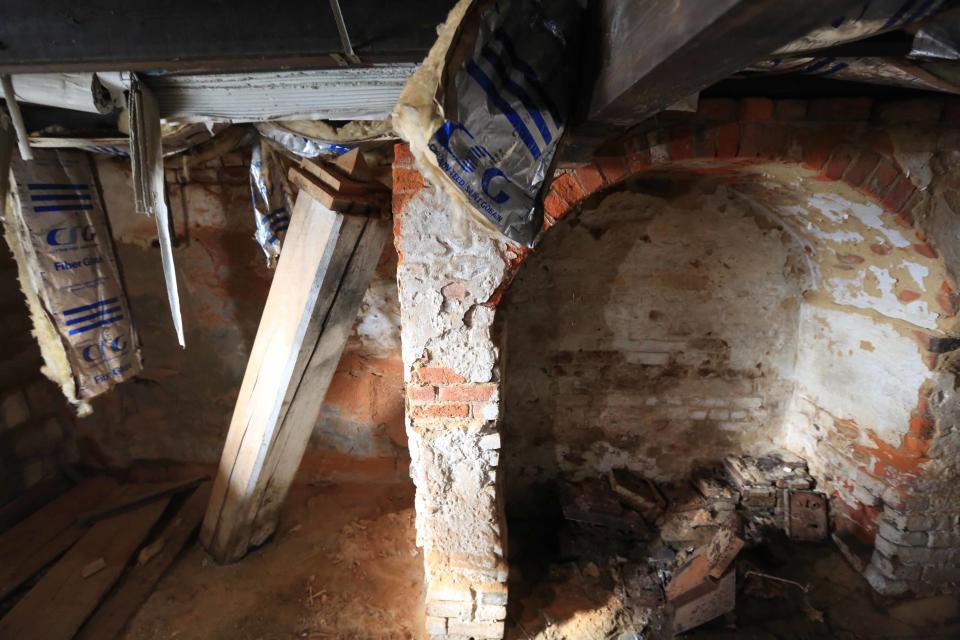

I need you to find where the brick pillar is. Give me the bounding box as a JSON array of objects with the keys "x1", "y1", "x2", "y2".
[{"x1": 393, "y1": 145, "x2": 510, "y2": 639}]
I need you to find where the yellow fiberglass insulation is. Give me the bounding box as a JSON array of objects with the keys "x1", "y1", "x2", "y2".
[{"x1": 392, "y1": 0, "x2": 505, "y2": 242}]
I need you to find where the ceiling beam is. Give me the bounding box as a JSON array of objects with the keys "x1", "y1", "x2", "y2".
[
  {"x1": 0, "y1": 0, "x2": 455, "y2": 73},
  {"x1": 583, "y1": 0, "x2": 866, "y2": 130}
]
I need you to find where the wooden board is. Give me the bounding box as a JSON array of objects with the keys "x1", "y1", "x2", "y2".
[
  {"x1": 588, "y1": 0, "x2": 863, "y2": 125},
  {"x1": 76, "y1": 483, "x2": 212, "y2": 640},
  {"x1": 300, "y1": 158, "x2": 385, "y2": 196},
  {"x1": 334, "y1": 148, "x2": 372, "y2": 182},
  {"x1": 0, "y1": 476, "x2": 117, "y2": 601},
  {"x1": 201, "y1": 190, "x2": 388, "y2": 562},
  {"x1": 288, "y1": 167, "x2": 384, "y2": 216},
  {"x1": 249, "y1": 216, "x2": 391, "y2": 545},
  {"x1": 0, "y1": 497, "x2": 170, "y2": 640},
  {"x1": 0, "y1": 0, "x2": 452, "y2": 73},
  {"x1": 672, "y1": 566, "x2": 735, "y2": 634},
  {"x1": 77, "y1": 475, "x2": 206, "y2": 524},
  {"x1": 0, "y1": 477, "x2": 71, "y2": 534},
  {"x1": 201, "y1": 192, "x2": 344, "y2": 562}
]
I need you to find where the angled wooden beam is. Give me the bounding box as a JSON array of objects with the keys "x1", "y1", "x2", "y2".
[
  {"x1": 570, "y1": 0, "x2": 864, "y2": 155},
  {"x1": 201, "y1": 188, "x2": 390, "y2": 563}
]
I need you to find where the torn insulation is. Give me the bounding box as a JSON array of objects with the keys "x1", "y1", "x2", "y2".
[
  {"x1": 0, "y1": 115, "x2": 142, "y2": 414},
  {"x1": 394, "y1": 0, "x2": 582, "y2": 246}
]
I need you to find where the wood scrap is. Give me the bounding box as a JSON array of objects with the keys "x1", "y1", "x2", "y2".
[
  {"x1": 81, "y1": 557, "x2": 106, "y2": 579},
  {"x1": 706, "y1": 519, "x2": 745, "y2": 579},
  {"x1": 137, "y1": 537, "x2": 165, "y2": 566},
  {"x1": 77, "y1": 483, "x2": 211, "y2": 640},
  {"x1": 560, "y1": 479, "x2": 649, "y2": 533},
  {"x1": 300, "y1": 157, "x2": 386, "y2": 195},
  {"x1": 671, "y1": 565, "x2": 735, "y2": 634},
  {"x1": 334, "y1": 148, "x2": 372, "y2": 181},
  {"x1": 288, "y1": 166, "x2": 385, "y2": 216},
  {"x1": 665, "y1": 550, "x2": 713, "y2": 605},
  {"x1": 77, "y1": 475, "x2": 206, "y2": 524},
  {"x1": 0, "y1": 476, "x2": 117, "y2": 601},
  {"x1": 608, "y1": 468, "x2": 665, "y2": 522},
  {"x1": 0, "y1": 497, "x2": 170, "y2": 640}
]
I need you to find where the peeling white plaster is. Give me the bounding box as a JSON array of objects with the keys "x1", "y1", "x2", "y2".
[
  {"x1": 826, "y1": 266, "x2": 937, "y2": 329},
  {"x1": 355, "y1": 277, "x2": 402, "y2": 358},
  {"x1": 902, "y1": 260, "x2": 930, "y2": 291},
  {"x1": 809, "y1": 193, "x2": 911, "y2": 248},
  {"x1": 396, "y1": 184, "x2": 508, "y2": 382},
  {"x1": 792, "y1": 305, "x2": 931, "y2": 443}
]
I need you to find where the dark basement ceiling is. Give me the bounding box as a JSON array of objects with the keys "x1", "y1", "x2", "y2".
[{"x1": 0, "y1": 0, "x2": 458, "y2": 73}]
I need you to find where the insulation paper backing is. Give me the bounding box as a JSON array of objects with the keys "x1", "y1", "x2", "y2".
[
  {"x1": 425, "y1": 0, "x2": 583, "y2": 246},
  {"x1": 4, "y1": 147, "x2": 142, "y2": 405}
]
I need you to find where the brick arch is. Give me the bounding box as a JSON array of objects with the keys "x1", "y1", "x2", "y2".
[
  {"x1": 486, "y1": 98, "x2": 960, "y2": 595},
  {"x1": 496, "y1": 97, "x2": 954, "y2": 304},
  {"x1": 392, "y1": 98, "x2": 960, "y2": 639}
]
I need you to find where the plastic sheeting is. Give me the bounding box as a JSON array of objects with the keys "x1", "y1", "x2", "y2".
[
  {"x1": 773, "y1": 0, "x2": 951, "y2": 54},
  {"x1": 255, "y1": 122, "x2": 354, "y2": 158},
  {"x1": 249, "y1": 139, "x2": 296, "y2": 267}
]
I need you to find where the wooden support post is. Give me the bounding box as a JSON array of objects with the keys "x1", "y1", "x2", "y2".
[{"x1": 201, "y1": 190, "x2": 390, "y2": 563}]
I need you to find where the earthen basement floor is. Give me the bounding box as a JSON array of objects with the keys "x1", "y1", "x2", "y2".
[
  {"x1": 125, "y1": 479, "x2": 425, "y2": 640},
  {"x1": 121, "y1": 476, "x2": 959, "y2": 640}
]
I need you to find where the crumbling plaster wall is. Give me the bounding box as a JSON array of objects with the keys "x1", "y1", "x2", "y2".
[
  {"x1": 70, "y1": 154, "x2": 406, "y2": 480},
  {"x1": 500, "y1": 181, "x2": 807, "y2": 515}
]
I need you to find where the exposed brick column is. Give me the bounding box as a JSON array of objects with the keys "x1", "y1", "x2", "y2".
[{"x1": 393, "y1": 145, "x2": 510, "y2": 639}]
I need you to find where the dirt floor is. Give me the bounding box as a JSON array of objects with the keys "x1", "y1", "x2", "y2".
[
  {"x1": 124, "y1": 480, "x2": 425, "y2": 640},
  {"x1": 117, "y1": 481, "x2": 960, "y2": 640}
]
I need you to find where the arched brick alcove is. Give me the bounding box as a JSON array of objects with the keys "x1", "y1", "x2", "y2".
[{"x1": 393, "y1": 97, "x2": 960, "y2": 639}]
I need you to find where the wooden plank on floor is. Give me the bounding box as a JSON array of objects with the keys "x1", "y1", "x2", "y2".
[
  {"x1": 0, "y1": 476, "x2": 117, "y2": 602},
  {"x1": 77, "y1": 475, "x2": 207, "y2": 524},
  {"x1": 0, "y1": 496, "x2": 169, "y2": 640},
  {"x1": 0, "y1": 477, "x2": 71, "y2": 534},
  {"x1": 201, "y1": 190, "x2": 389, "y2": 563},
  {"x1": 76, "y1": 482, "x2": 212, "y2": 640}
]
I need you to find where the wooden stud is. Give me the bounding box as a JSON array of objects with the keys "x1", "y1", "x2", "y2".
[
  {"x1": 77, "y1": 475, "x2": 206, "y2": 524},
  {"x1": 288, "y1": 166, "x2": 385, "y2": 216},
  {"x1": 300, "y1": 157, "x2": 386, "y2": 196}
]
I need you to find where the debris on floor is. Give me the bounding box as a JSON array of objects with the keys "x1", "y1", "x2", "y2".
[{"x1": 518, "y1": 451, "x2": 832, "y2": 637}]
